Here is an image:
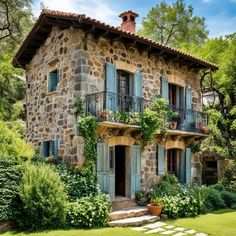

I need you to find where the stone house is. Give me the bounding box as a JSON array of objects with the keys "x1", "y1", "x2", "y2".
[{"x1": 13, "y1": 9, "x2": 218, "y2": 201}]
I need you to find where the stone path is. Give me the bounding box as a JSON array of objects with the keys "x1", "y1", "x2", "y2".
[{"x1": 131, "y1": 221, "x2": 208, "y2": 236}]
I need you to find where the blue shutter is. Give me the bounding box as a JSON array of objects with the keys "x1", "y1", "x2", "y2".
[
  {"x1": 134, "y1": 70, "x2": 143, "y2": 112},
  {"x1": 157, "y1": 144, "x2": 165, "y2": 175},
  {"x1": 161, "y1": 76, "x2": 169, "y2": 102},
  {"x1": 97, "y1": 142, "x2": 109, "y2": 193},
  {"x1": 41, "y1": 141, "x2": 47, "y2": 158},
  {"x1": 179, "y1": 150, "x2": 185, "y2": 184},
  {"x1": 130, "y1": 145, "x2": 142, "y2": 199},
  {"x1": 185, "y1": 86, "x2": 193, "y2": 129},
  {"x1": 105, "y1": 63, "x2": 116, "y2": 112},
  {"x1": 134, "y1": 70, "x2": 142, "y2": 97},
  {"x1": 54, "y1": 138, "x2": 59, "y2": 161},
  {"x1": 185, "y1": 148, "x2": 192, "y2": 184},
  {"x1": 185, "y1": 86, "x2": 192, "y2": 110}
]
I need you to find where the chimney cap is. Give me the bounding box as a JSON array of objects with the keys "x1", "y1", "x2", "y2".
[{"x1": 119, "y1": 10, "x2": 139, "y2": 18}]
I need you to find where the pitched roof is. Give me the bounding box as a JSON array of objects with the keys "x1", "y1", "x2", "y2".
[{"x1": 13, "y1": 9, "x2": 218, "y2": 70}]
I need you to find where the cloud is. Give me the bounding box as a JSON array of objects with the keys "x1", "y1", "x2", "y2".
[
  {"x1": 32, "y1": 0, "x2": 120, "y2": 26},
  {"x1": 206, "y1": 14, "x2": 236, "y2": 37}
]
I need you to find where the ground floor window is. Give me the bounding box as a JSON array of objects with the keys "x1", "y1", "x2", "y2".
[{"x1": 167, "y1": 149, "x2": 181, "y2": 178}]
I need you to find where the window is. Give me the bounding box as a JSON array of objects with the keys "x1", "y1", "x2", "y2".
[
  {"x1": 167, "y1": 149, "x2": 180, "y2": 177},
  {"x1": 169, "y1": 84, "x2": 184, "y2": 109},
  {"x1": 42, "y1": 140, "x2": 57, "y2": 160},
  {"x1": 48, "y1": 69, "x2": 59, "y2": 92}
]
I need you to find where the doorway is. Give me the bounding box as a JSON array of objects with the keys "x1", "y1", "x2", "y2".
[{"x1": 115, "y1": 145, "x2": 126, "y2": 196}]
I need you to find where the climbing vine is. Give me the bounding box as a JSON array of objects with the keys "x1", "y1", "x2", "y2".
[
  {"x1": 74, "y1": 97, "x2": 84, "y2": 117},
  {"x1": 140, "y1": 98, "x2": 172, "y2": 143},
  {"x1": 77, "y1": 116, "x2": 98, "y2": 166}
]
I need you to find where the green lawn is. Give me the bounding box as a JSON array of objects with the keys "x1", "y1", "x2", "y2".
[
  {"x1": 168, "y1": 209, "x2": 236, "y2": 236},
  {"x1": 3, "y1": 209, "x2": 236, "y2": 236}
]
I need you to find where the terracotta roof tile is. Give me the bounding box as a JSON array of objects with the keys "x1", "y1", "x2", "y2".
[{"x1": 13, "y1": 9, "x2": 218, "y2": 70}]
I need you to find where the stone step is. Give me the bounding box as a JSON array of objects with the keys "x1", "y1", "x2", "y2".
[
  {"x1": 109, "y1": 206, "x2": 148, "y2": 221},
  {"x1": 112, "y1": 197, "x2": 137, "y2": 211},
  {"x1": 108, "y1": 215, "x2": 160, "y2": 227}
]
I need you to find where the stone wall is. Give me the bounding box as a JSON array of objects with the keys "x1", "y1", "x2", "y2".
[{"x1": 25, "y1": 26, "x2": 203, "y2": 187}]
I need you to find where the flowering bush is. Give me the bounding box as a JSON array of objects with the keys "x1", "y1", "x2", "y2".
[{"x1": 66, "y1": 193, "x2": 111, "y2": 228}]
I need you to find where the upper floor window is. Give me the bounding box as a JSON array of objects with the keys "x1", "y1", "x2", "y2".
[
  {"x1": 48, "y1": 69, "x2": 59, "y2": 93},
  {"x1": 117, "y1": 70, "x2": 133, "y2": 96},
  {"x1": 169, "y1": 84, "x2": 184, "y2": 109}
]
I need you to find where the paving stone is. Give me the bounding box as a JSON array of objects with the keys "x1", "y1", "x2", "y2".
[
  {"x1": 173, "y1": 233, "x2": 186, "y2": 236},
  {"x1": 185, "y1": 229, "x2": 197, "y2": 234},
  {"x1": 165, "y1": 225, "x2": 175, "y2": 229},
  {"x1": 175, "y1": 227, "x2": 185, "y2": 231},
  {"x1": 195, "y1": 233, "x2": 208, "y2": 236},
  {"x1": 131, "y1": 227, "x2": 147, "y2": 231},
  {"x1": 109, "y1": 215, "x2": 159, "y2": 227},
  {"x1": 160, "y1": 230, "x2": 176, "y2": 235},
  {"x1": 144, "y1": 221, "x2": 167, "y2": 229},
  {"x1": 145, "y1": 228, "x2": 165, "y2": 234}
]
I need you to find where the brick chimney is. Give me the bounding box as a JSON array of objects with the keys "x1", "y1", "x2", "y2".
[{"x1": 119, "y1": 11, "x2": 139, "y2": 33}]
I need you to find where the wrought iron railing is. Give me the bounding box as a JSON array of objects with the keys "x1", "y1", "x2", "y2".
[{"x1": 85, "y1": 91, "x2": 208, "y2": 134}]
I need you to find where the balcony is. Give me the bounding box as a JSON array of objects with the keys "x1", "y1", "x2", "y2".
[{"x1": 85, "y1": 91, "x2": 208, "y2": 135}]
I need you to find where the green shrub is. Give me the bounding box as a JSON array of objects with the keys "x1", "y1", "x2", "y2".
[
  {"x1": 205, "y1": 188, "x2": 226, "y2": 211},
  {"x1": 150, "y1": 174, "x2": 181, "y2": 197},
  {"x1": 16, "y1": 164, "x2": 67, "y2": 230},
  {"x1": 66, "y1": 194, "x2": 111, "y2": 228},
  {"x1": 0, "y1": 158, "x2": 22, "y2": 223},
  {"x1": 220, "y1": 190, "x2": 236, "y2": 207},
  {"x1": 231, "y1": 203, "x2": 236, "y2": 210},
  {"x1": 160, "y1": 185, "x2": 209, "y2": 218},
  {"x1": 53, "y1": 164, "x2": 99, "y2": 201},
  {"x1": 0, "y1": 120, "x2": 34, "y2": 161},
  {"x1": 212, "y1": 183, "x2": 226, "y2": 192}
]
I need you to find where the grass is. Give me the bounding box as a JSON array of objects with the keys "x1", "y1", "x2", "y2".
[
  {"x1": 169, "y1": 209, "x2": 236, "y2": 236},
  {"x1": 2, "y1": 228, "x2": 145, "y2": 236},
  {"x1": 3, "y1": 209, "x2": 236, "y2": 236}
]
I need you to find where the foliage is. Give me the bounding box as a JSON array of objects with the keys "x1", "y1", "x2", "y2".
[
  {"x1": 150, "y1": 174, "x2": 180, "y2": 197},
  {"x1": 74, "y1": 97, "x2": 84, "y2": 117},
  {"x1": 135, "y1": 190, "x2": 149, "y2": 201},
  {"x1": 149, "y1": 174, "x2": 209, "y2": 218},
  {"x1": 160, "y1": 185, "x2": 209, "y2": 219},
  {"x1": 139, "y1": 0, "x2": 208, "y2": 49},
  {"x1": 140, "y1": 98, "x2": 171, "y2": 142},
  {"x1": 220, "y1": 191, "x2": 236, "y2": 208},
  {"x1": 66, "y1": 194, "x2": 111, "y2": 228},
  {"x1": 53, "y1": 163, "x2": 99, "y2": 201},
  {"x1": 0, "y1": 120, "x2": 34, "y2": 160},
  {"x1": 193, "y1": 35, "x2": 236, "y2": 160},
  {"x1": 0, "y1": 0, "x2": 33, "y2": 44},
  {"x1": 221, "y1": 161, "x2": 236, "y2": 191},
  {"x1": 77, "y1": 115, "x2": 98, "y2": 165},
  {"x1": 16, "y1": 164, "x2": 67, "y2": 230},
  {"x1": 0, "y1": 158, "x2": 22, "y2": 223},
  {"x1": 205, "y1": 187, "x2": 226, "y2": 211}
]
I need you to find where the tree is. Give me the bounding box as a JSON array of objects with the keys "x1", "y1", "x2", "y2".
[
  {"x1": 0, "y1": 0, "x2": 33, "y2": 46},
  {"x1": 138, "y1": 0, "x2": 208, "y2": 49},
  {"x1": 195, "y1": 35, "x2": 236, "y2": 160}
]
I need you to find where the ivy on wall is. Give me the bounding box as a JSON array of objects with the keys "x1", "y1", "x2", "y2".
[{"x1": 77, "y1": 115, "x2": 98, "y2": 166}]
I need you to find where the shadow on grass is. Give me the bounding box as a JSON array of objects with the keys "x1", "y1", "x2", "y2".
[{"x1": 5, "y1": 227, "x2": 107, "y2": 235}]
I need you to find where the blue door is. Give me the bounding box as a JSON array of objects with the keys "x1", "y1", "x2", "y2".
[{"x1": 130, "y1": 145, "x2": 142, "y2": 199}]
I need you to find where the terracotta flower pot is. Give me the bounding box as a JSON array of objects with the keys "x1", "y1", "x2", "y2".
[{"x1": 147, "y1": 203, "x2": 163, "y2": 216}]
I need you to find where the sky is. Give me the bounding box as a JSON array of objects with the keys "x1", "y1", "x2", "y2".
[{"x1": 32, "y1": 0, "x2": 236, "y2": 38}]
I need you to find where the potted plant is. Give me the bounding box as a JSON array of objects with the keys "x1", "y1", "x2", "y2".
[
  {"x1": 169, "y1": 112, "x2": 179, "y2": 129},
  {"x1": 135, "y1": 190, "x2": 148, "y2": 206},
  {"x1": 147, "y1": 196, "x2": 163, "y2": 216},
  {"x1": 99, "y1": 109, "x2": 110, "y2": 121}
]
